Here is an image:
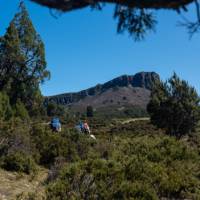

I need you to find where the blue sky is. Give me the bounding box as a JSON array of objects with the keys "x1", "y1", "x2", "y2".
[{"x1": 1, "y1": 0, "x2": 200, "y2": 96}]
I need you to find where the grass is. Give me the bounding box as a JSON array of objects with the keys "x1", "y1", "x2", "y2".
[{"x1": 0, "y1": 167, "x2": 48, "y2": 200}]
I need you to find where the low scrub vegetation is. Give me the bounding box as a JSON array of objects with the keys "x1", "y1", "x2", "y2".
[
  {"x1": 46, "y1": 125, "x2": 200, "y2": 200},
  {"x1": 2, "y1": 116, "x2": 200, "y2": 199},
  {"x1": 1, "y1": 3, "x2": 200, "y2": 199}
]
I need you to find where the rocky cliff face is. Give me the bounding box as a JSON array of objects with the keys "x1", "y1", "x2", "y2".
[{"x1": 44, "y1": 72, "x2": 159, "y2": 106}]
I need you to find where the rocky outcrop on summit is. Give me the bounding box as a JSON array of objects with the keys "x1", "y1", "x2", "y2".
[
  {"x1": 44, "y1": 72, "x2": 159, "y2": 108},
  {"x1": 131, "y1": 72, "x2": 159, "y2": 90},
  {"x1": 94, "y1": 72, "x2": 159, "y2": 93}
]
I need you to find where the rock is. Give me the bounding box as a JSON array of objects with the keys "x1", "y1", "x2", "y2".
[{"x1": 44, "y1": 71, "x2": 160, "y2": 107}]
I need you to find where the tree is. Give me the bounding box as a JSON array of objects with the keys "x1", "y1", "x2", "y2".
[
  {"x1": 30, "y1": 0, "x2": 200, "y2": 40},
  {"x1": 14, "y1": 100, "x2": 30, "y2": 120},
  {"x1": 147, "y1": 73, "x2": 200, "y2": 138},
  {"x1": 0, "y1": 92, "x2": 13, "y2": 120},
  {"x1": 86, "y1": 105, "x2": 94, "y2": 117},
  {"x1": 47, "y1": 102, "x2": 66, "y2": 117},
  {"x1": 0, "y1": 22, "x2": 22, "y2": 92},
  {"x1": 46, "y1": 102, "x2": 56, "y2": 117},
  {"x1": 0, "y1": 2, "x2": 50, "y2": 113}
]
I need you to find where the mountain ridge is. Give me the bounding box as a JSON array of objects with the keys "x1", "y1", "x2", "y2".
[{"x1": 44, "y1": 72, "x2": 159, "y2": 108}]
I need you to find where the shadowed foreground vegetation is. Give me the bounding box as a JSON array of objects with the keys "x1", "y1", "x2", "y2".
[{"x1": 1, "y1": 120, "x2": 200, "y2": 199}]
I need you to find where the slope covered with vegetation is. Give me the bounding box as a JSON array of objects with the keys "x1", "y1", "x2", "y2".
[
  {"x1": 2, "y1": 119, "x2": 200, "y2": 199},
  {"x1": 1, "y1": 2, "x2": 200, "y2": 200}
]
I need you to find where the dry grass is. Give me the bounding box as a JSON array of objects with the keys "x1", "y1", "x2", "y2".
[{"x1": 0, "y1": 168, "x2": 48, "y2": 200}]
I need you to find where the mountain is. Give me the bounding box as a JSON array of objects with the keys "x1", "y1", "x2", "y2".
[{"x1": 45, "y1": 72, "x2": 159, "y2": 116}]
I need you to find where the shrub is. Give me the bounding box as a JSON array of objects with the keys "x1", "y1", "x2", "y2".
[
  {"x1": 46, "y1": 159, "x2": 124, "y2": 200},
  {"x1": 14, "y1": 100, "x2": 30, "y2": 120},
  {"x1": 31, "y1": 125, "x2": 70, "y2": 165},
  {"x1": 47, "y1": 102, "x2": 65, "y2": 117},
  {"x1": 86, "y1": 106, "x2": 94, "y2": 117},
  {"x1": 31, "y1": 125, "x2": 94, "y2": 166},
  {"x1": 2, "y1": 151, "x2": 36, "y2": 174},
  {"x1": 114, "y1": 181, "x2": 158, "y2": 200}
]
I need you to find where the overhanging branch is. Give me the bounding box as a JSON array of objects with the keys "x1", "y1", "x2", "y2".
[
  {"x1": 29, "y1": 0, "x2": 200, "y2": 40},
  {"x1": 178, "y1": 0, "x2": 200, "y2": 38},
  {"x1": 30, "y1": 0, "x2": 194, "y2": 12}
]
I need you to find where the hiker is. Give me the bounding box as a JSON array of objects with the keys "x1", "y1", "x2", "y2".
[
  {"x1": 79, "y1": 121, "x2": 84, "y2": 132},
  {"x1": 75, "y1": 120, "x2": 96, "y2": 139},
  {"x1": 83, "y1": 121, "x2": 90, "y2": 134},
  {"x1": 75, "y1": 121, "x2": 84, "y2": 133},
  {"x1": 75, "y1": 124, "x2": 81, "y2": 133},
  {"x1": 50, "y1": 117, "x2": 61, "y2": 132}
]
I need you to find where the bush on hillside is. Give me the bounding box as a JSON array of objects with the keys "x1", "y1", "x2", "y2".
[
  {"x1": 2, "y1": 151, "x2": 36, "y2": 174},
  {"x1": 14, "y1": 100, "x2": 30, "y2": 120},
  {"x1": 46, "y1": 132, "x2": 200, "y2": 200},
  {"x1": 47, "y1": 102, "x2": 66, "y2": 117},
  {"x1": 31, "y1": 124, "x2": 95, "y2": 166},
  {"x1": 86, "y1": 105, "x2": 94, "y2": 118}
]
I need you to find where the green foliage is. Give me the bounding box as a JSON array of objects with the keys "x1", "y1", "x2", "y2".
[
  {"x1": 147, "y1": 73, "x2": 200, "y2": 137},
  {"x1": 47, "y1": 102, "x2": 66, "y2": 117},
  {"x1": 34, "y1": 130, "x2": 71, "y2": 165},
  {"x1": 94, "y1": 106, "x2": 148, "y2": 120},
  {"x1": 0, "y1": 2, "x2": 50, "y2": 115},
  {"x1": 16, "y1": 192, "x2": 39, "y2": 200},
  {"x1": 14, "y1": 100, "x2": 30, "y2": 120},
  {"x1": 30, "y1": 124, "x2": 95, "y2": 166},
  {"x1": 123, "y1": 107, "x2": 148, "y2": 118},
  {"x1": 47, "y1": 159, "x2": 123, "y2": 200},
  {"x1": 114, "y1": 181, "x2": 158, "y2": 200},
  {"x1": 47, "y1": 102, "x2": 57, "y2": 116},
  {"x1": 114, "y1": 6, "x2": 157, "y2": 41},
  {"x1": 2, "y1": 151, "x2": 36, "y2": 174},
  {"x1": 0, "y1": 92, "x2": 13, "y2": 120},
  {"x1": 0, "y1": 93, "x2": 30, "y2": 121},
  {"x1": 0, "y1": 114, "x2": 200, "y2": 199},
  {"x1": 86, "y1": 105, "x2": 94, "y2": 117},
  {"x1": 0, "y1": 120, "x2": 95, "y2": 174},
  {"x1": 46, "y1": 120, "x2": 200, "y2": 199}
]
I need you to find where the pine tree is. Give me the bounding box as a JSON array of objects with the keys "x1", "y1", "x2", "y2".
[
  {"x1": 0, "y1": 22, "x2": 22, "y2": 91},
  {"x1": 0, "y1": 92, "x2": 13, "y2": 120},
  {"x1": 0, "y1": 2, "x2": 50, "y2": 114},
  {"x1": 147, "y1": 73, "x2": 200, "y2": 138}
]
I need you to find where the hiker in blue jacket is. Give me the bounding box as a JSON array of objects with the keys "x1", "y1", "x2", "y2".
[
  {"x1": 79, "y1": 121, "x2": 84, "y2": 132},
  {"x1": 50, "y1": 117, "x2": 61, "y2": 132}
]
